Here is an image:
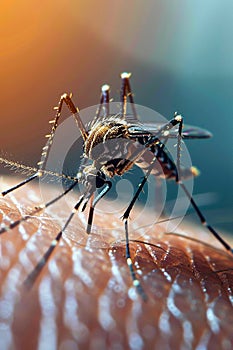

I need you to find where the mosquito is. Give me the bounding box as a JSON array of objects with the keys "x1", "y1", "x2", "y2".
[{"x1": 0, "y1": 72, "x2": 232, "y2": 301}]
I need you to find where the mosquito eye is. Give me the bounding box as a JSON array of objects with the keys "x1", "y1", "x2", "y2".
[
  {"x1": 96, "y1": 176, "x2": 105, "y2": 188},
  {"x1": 90, "y1": 170, "x2": 104, "y2": 188}
]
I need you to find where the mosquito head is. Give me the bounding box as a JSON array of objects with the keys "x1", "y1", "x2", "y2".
[{"x1": 78, "y1": 165, "x2": 106, "y2": 190}]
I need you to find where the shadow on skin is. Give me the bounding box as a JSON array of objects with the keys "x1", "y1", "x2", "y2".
[{"x1": 0, "y1": 177, "x2": 233, "y2": 350}]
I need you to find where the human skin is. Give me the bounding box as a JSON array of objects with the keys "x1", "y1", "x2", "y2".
[{"x1": 0, "y1": 178, "x2": 233, "y2": 350}]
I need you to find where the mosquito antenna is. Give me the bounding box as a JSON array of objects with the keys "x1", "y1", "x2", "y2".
[
  {"x1": 0, "y1": 157, "x2": 77, "y2": 183},
  {"x1": 0, "y1": 157, "x2": 77, "y2": 197},
  {"x1": 0, "y1": 156, "x2": 38, "y2": 175}
]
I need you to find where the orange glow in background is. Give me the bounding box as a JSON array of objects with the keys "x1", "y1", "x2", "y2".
[{"x1": 0, "y1": 1, "x2": 232, "y2": 231}]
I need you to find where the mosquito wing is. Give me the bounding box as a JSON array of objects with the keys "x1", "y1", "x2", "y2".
[
  {"x1": 128, "y1": 122, "x2": 212, "y2": 139},
  {"x1": 176, "y1": 124, "x2": 212, "y2": 139}
]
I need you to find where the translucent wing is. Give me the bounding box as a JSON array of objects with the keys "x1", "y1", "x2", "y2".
[
  {"x1": 128, "y1": 122, "x2": 212, "y2": 139},
  {"x1": 177, "y1": 124, "x2": 212, "y2": 139}
]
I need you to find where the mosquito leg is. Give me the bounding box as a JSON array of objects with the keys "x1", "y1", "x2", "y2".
[
  {"x1": 120, "y1": 72, "x2": 138, "y2": 121},
  {"x1": 1, "y1": 93, "x2": 86, "y2": 197},
  {"x1": 144, "y1": 112, "x2": 183, "y2": 180},
  {"x1": 179, "y1": 182, "x2": 233, "y2": 254},
  {"x1": 0, "y1": 180, "x2": 79, "y2": 235},
  {"x1": 24, "y1": 194, "x2": 85, "y2": 289},
  {"x1": 120, "y1": 72, "x2": 129, "y2": 117},
  {"x1": 86, "y1": 194, "x2": 95, "y2": 234},
  {"x1": 150, "y1": 116, "x2": 232, "y2": 253},
  {"x1": 162, "y1": 115, "x2": 233, "y2": 253},
  {"x1": 143, "y1": 114, "x2": 232, "y2": 254},
  {"x1": 122, "y1": 157, "x2": 157, "y2": 301},
  {"x1": 1, "y1": 173, "x2": 40, "y2": 196},
  {"x1": 92, "y1": 84, "x2": 110, "y2": 126},
  {"x1": 174, "y1": 112, "x2": 183, "y2": 182},
  {"x1": 102, "y1": 84, "x2": 110, "y2": 117},
  {"x1": 124, "y1": 219, "x2": 148, "y2": 301},
  {"x1": 0, "y1": 166, "x2": 76, "y2": 197},
  {"x1": 38, "y1": 93, "x2": 88, "y2": 171},
  {"x1": 86, "y1": 181, "x2": 112, "y2": 234},
  {"x1": 123, "y1": 160, "x2": 156, "y2": 221},
  {"x1": 117, "y1": 112, "x2": 183, "y2": 177},
  {"x1": 122, "y1": 138, "x2": 169, "y2": 221}
]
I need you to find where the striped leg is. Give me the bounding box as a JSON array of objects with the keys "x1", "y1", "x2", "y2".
[
  {"x1": 0, "y1": 180, "x2": 78, "y2": 235},
  {"x1": 24, "y1": 193, "x2": 86, "y2": 288},
  {"x1": 122, "y1": 156, "x2": 158, "y2": 301},
  {"x1": 120, "y1": 72, "x2": 138, "y2": 121},
  {"x1": 1, "y1": 93, "x2": 87, "y2": 197},
  {"x1": 86, "y1": 181, "x2": 112, "y2": 234},
  {"x1": 179, "y1": 182, "x2": 233, "y2": 254}
]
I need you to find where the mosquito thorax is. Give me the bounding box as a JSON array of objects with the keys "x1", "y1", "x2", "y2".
[
  {"x1": 82, "y1": 116, "x2": 135, "y2": 178},
  {"x1": 84, "y1": 116, "x2": 129, "y2": 158},
  {"x1": 77, "y1": 165, "x2": 105, "y2": 188}
]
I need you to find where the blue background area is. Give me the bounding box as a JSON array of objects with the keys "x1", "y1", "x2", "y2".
[{"x1": 0, "y1": 0, "x2": 232, "y2": 232}]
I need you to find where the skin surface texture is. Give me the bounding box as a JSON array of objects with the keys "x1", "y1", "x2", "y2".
[{"x1": 0, "y1": 178, "x2": 233, "y2": 350}]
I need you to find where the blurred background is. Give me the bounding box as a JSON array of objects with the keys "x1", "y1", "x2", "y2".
[{"x1": 0, "y1": 0, "x2": 232, "y2": 232}]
